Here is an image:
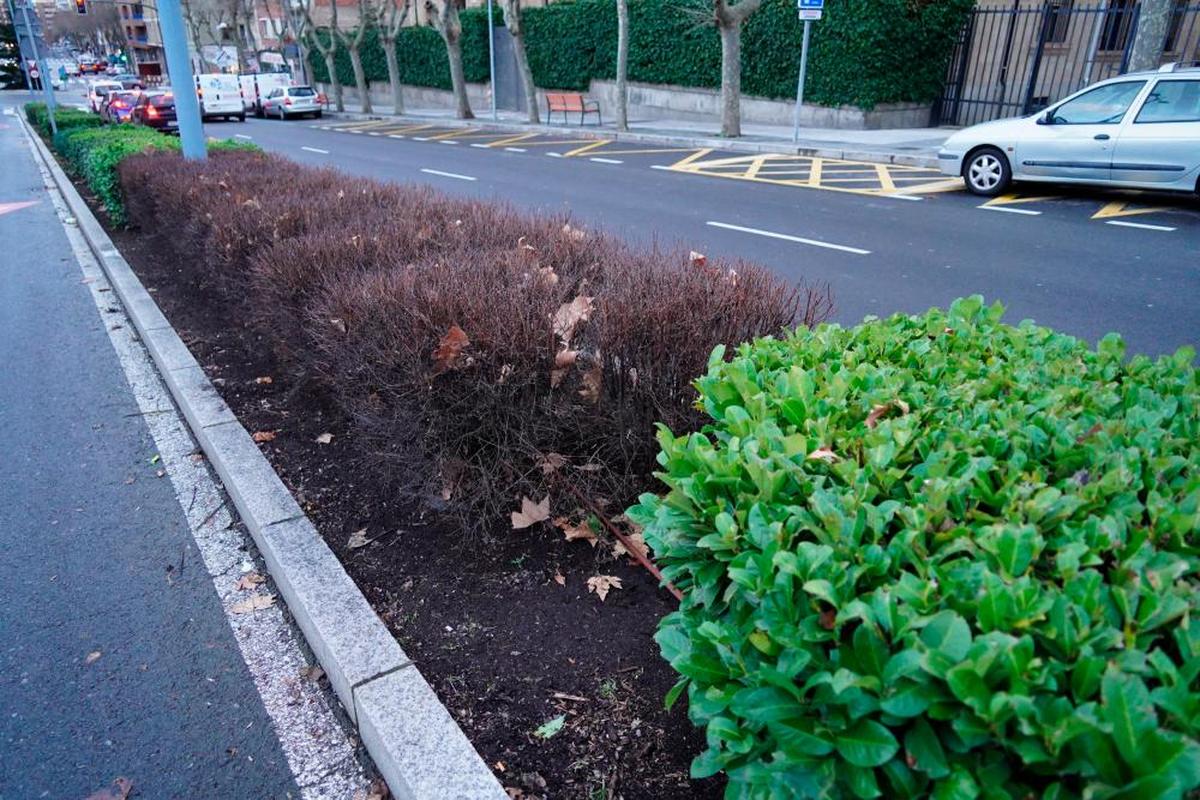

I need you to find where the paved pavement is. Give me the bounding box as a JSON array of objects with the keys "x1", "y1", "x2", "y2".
[
  {"x1": 217, "y1": 113, "x2": 1197, "y2": 357},
  {"x1": 0, "y1": 95, "x2": 367, "y2": 798}
]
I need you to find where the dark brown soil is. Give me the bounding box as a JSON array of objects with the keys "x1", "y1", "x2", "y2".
[{"x1": 105, "y1": 220, "x2": 720, "y2": 800}]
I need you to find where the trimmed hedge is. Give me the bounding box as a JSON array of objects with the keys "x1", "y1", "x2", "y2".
[
  {"x1": 24, "y1": 102, "x2": 105, "y2": 139},
  {"x1": 309, "y1": 0, "x2": 972, "y2": 108},
  {"x1": 629, "y1": 297, "x2": 1200, "y2": 798}
]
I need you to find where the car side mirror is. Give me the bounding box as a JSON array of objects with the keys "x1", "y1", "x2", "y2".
[{"x1": 1037, "y1": 111, "x2": 1055, "y2": 125}]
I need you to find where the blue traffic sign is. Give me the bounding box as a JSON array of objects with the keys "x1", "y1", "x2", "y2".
[{"x1": 798, "y1": 0, "x2": 824, "y2": 7}]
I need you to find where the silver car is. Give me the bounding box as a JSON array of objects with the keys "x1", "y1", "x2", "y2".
[
  {"x1": 939, "y1": 64, "x2": 1200, "y2": 197},
  {"x1": 262, "y1": 85, "x2": 323, "y2": 120}
]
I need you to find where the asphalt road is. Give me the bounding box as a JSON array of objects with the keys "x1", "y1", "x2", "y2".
[{"x1": 208, "y1": 113, "x2": 1200, "y2": 357}]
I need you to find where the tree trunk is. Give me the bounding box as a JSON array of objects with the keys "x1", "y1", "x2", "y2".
[
  {"x1": 615, "y1": 0, "x2": 628, "y2": 130},
  {"x1": 348, "y1": 45, "x2": 372, "y2": 112},
  {"x1": 1128, "y1": 0, "x2": 1173, "y2": 72},
  {"x1": 718, "y1": 21, "x2": 741, "y2": 137},
  {"x1": 382, "y1": 37, "x2": 404, "y2": 114},
  {"x1": 445, "y1": 37, "x2": 474, "y2": 119},
  {"x1": 510, "y1": 28, "x2": 539, "y2": 123},
  {"x1": 323, "y1": 50, "x2": 344, "y2": 111}
]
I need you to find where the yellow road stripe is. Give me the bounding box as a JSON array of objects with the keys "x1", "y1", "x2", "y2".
[
  {"x1": 665, "y1": 148, "x2": 716, "y2": 169},
  {"x1": 562, "y1": 139, "x2": 615, "y2": 157},
  {"x1": 483, "y1": 132, "x2": 539, "y2": 147},
  {"x1": 425, "y1": 128, "x2": 475, "y2": 140},
  {"x1": 573, "y1": 146, "x2": 700, "y2": 156},
  {"x1": 982, "y1": 193, "x2": 1060, "y2": 208},
  {"x1": 331, "y1": 119, "x2": 406, "y2": 131},
  {"x1": 1092, "y1": 200, "x2": 1174, "y2": 219},
  {"x1": 744, "y1": 155, "x2": 770, "y2": 180},
  {"x1": 808, "y1": 158, "x2": 822, "y2": 187},
  {"x1": 517, "y1": 138, "x2": 604, "y2": 148},
  {"x1": 874, "y1": 165, "x2": 896, "y2": 192}
]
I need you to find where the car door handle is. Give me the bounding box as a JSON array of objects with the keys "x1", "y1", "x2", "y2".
[{"x1": 1094, "y1": 134, "x2": 1111, "y2": 140}]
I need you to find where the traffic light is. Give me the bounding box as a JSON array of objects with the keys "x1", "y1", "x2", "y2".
[{"x1": 74, "y1": 0, "x2": 87, "y2": 15}]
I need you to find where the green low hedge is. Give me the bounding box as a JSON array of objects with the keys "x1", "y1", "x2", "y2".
[
  {"x1": 51, "y1": 125, "x2": 257, "y2": 225},
  {"x1": 630, "y1": 297, "x2": 1200, "y2": 798},
  {"x1": 25, "y1": 102, "x2": 105, "y2": 139},
  {"x1": 309, "y1": 0, "x2": 971, "y2": 108}
]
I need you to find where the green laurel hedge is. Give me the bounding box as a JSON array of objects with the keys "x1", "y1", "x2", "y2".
[
  {"x1": 308, "y1": 0, "x2": 970, "y2": 108},
  {"x1": 628, "y1": 297, "x2": 1200, "y2": 798}
]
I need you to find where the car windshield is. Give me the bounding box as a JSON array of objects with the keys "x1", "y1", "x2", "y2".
[
  {"x1": 112, "y1": 92, "x2": 136, "y2": 103},
  {"x1": 289, "y1": 87, "x2": 316, "y2": 97},
  {"x1": 150, "y1": 94, "x2": 175, "y2": 107}
]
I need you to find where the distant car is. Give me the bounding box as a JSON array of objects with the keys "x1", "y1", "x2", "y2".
[
  {"x1": 940, "y1": 63, "x2": 1200, "y2": 197},
  {"x1": 87, "y1": 80, "x2": 123, "y2": 113},
  {"x1": 113, "y1": 74, "x2": 144, "y2": 90},
  {"x1": 239, "y1": 72, "x2": 292, "y2": 116},
  {"x1": 261, "y1": 85, "x2": 322, "y2": 120},
  {"x1": 130, "y1": 91, "x2": 178, "y2": 133},
  {"x1": 102, "y1": 90, "x2": 140, "y2": 124}
]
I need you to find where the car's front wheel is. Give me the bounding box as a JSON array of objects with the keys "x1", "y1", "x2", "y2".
[{"x1": 963, "y1": 147, "x2": 1011, "y2": 197}]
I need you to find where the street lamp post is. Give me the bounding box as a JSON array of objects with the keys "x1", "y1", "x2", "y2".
[
  {"x1": 155, "y1": 0, "x2": 204, "y2": 159},
  {"x1": 486, "y1": 0, "x2": 496, "y2": 120}
]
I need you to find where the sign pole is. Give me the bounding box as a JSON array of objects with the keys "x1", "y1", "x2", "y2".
[
  {"x1": 791, "y1": 18, "x2": 810, "y2": 144},
  {"x1": 486, "y1": 0, "x2": 497, "y2": 120},
  {"x1": 157, "y1": 0, "x2": 206, "y2": 159},
  {"x1": 17, "y1": 0, "x2": 57, "y2": 135}
]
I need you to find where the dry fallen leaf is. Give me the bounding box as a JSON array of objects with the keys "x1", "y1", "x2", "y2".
[
  {"x1": 807, "y1": 448, "x2": 839, "y2": 463},
  {"x1": 235, "y1": 572, "x2": 266, "y2": 591},
  {"x1": 552, "y1": 295, "x2": 594, "y2": 343},
  {"x1": 612, "y1": 531, "x2": 649, "y2": 560},
  {"x1": 432, "y1": 325, "x2": 470, "y2": 375},
  {"x1": 252, "y1": 430, "x2": 277, "y2": 443},
  {"x1": 538, "y1": 452, "x2": 568, "y2": 475},
  {"x1": 230, "y1": 594, "x2": 276, "y2": 614},
  {"x1": 550, "y1": 349, "x2": 578, "y2": 388},
  {"x1": 561, "y1": 223, "x2": 586, "y2": 241},
  {"x1": 84, "y1": 777, "x2": 133, "y2": 800},
  {"x1": 315, "y1": 432, "x2": 334, "y2": 445},
  {"x1": 346, "y1": 528, "x2": 372, "y2": 549},
  {"x1": 511, "y1": 496, "x2": 551, "y2": 530},
  {"x1": 578, "y1": 364, "x2": 602, "y2": 404},
  {"x1": 865, "y1": 399, "x2": 911, "y2": 429},
  {"x1": 689, "y1": 250, "x2": 708, "y2": 267},
  {"x1": 535, "y1": 266, "x2": 559, "y2": 286},
  {"x1": 85, "y1": 650, "x2": 102, "y2": 665},
  {"x1": 254, "y1": 376, "x2": 273, "y2": 385},
  {"x1": 587, "y1": 575, "x2": 623, "y2": 602},
  {"x1": 329, "y1": 317, "x2": 347, "y2": 334},
  {"x1": 553, "y1": 569, "x2": 566, "y2": 587},
  {"x1": 300, "y1": 665, "x2": 326, "y2": 683},
  {"x1": 554, "y1": 516, "x2": 598, "y2": 546}
]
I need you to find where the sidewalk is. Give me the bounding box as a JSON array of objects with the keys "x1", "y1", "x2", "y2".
[
  {"x1": 0, "y1": 99, "x2": 366, "y2": 798},
  {"x1": 318, "y1": 100, "x2": 952, "y2": 167}
]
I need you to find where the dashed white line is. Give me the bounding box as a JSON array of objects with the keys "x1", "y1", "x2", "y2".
[
  {"x1": 1104, "y1": 220, "x2": 1176, "y2": 232},
  {"x1": 886, "y1": 194, "x2": 924, "y2": 202},
  {"x1": 546, "y1": 152, "x2": 564, "y2": 158},
  {"x1": 505, "y1": 147, "x2": 527, "y2": 153},
  {"x1": 589, "y1": 157, "x2": 624, "y2": 164},
  {"x1": 412, "y1": 136, "x2": 431, "y2": 141},
  {"x1": 439, "y1": 140, "x2": 460, "y2": 145},
  {"x1": 367, "y1": 131, "x2": 382, "y2": 136},
  {"x1": 234, "y1": 134, "x2": 253, "y2": 140},
  {"x1": 388, "y1": 134, "x2": 405, "y2": 139},
  {"x1": 470, "y1": 143, "x2": 491, "y2": 149},
  {"x1": 706, "y1": 220, "x2": 871, "y2": 256},
  {"x1": 650, "y1": 164, "x2": 674, "y2": 171},
  {"x1": 349, "y1": 130, "x2": 364, "y2": 134},
  {"x1": 420, "y1": 168, "x2": 477, "y2": 182},
  {"x1": 301, "y1": 146, "x2": 329, "y2": 154},
  {"x1": 979, "y1": 205, "x2": 1041, "y2": 216}
]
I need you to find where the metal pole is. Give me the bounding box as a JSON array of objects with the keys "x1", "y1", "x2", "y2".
[
  {"x1": 4, "y1": 0, "x2": 34, "y2": 94},
  {"x1": 486, "y1": 0, "x2": 496, "y2": 120},
  {"x1": 156, "y1": 0, "x2": 205, "y2": 159},
  {"x1": 791, "y1": 19, "x2": 810, "y2": 143},
  {"x1": 18, "y1": 0, "x2": 57, "y2": 135}
]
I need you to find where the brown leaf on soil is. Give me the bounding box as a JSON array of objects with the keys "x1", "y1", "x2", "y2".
[
  {"x1": 511, "y1": 496, "x2": 551, "y2": 530},
  {"x1": 85, "y1": 777, "x2": 133, "y2": 800},
  {"x1": 346, "y1": 528, "x2": 372, "y2": 549},
  {"x1": 806, "y1": 448, "x2": 839, "y2": 463},
  {"x1": 587, "y1": 575, "x2": 623, "y2": 602},
  {"x1": 552, "y1": 296, "x2": 593, "y2": 343},
  {"x1": 553, "y1": 569, "x2": 566, "y2": 587},
  {"x1": 612, "y1": 531, "x2": 649, "y2": 560},
  {"x1": 549, "y1": 349, "x2": 578, "y2": 388},
  {"x1": 230, "y1": 594, "x2": 276, "y2": 614},
  {"x1": 300, "y1": 665, "x2": 326, "y2": 683},
  {"x1": 554, "y1": 516, "x2": 598, "y2": 546},
  {"x1": 865, "y1": 399, "x2": 911, "y2": 429},
  {"x1": 315, "y1": 432, "x2": 334, "y2": 445},
  {"x1": 252, "y1": 430, "x2": 277, "y2": 443},
  {"x1": 254, "y1": 375, "x2": 273, "y2": 384},
  {"x1": 535, "y1": 266, "x2": 559, "y2": 286},
  {"x1": 235, "y1": 572, "x2": 266, "y2": 591},
  {"x1": 689, "y1": 250, "x2": 708, "y2": 267},
  {"x1": 432, "y1": 325, "x2": 470, "y2": 376},
  {"x1": 537, "y1": 452, "x2": 568, "y2": 475},
  {"x1": 85, "y1": 650, "x2": 102, "y2": 665},
  {"x1": 578, "y1": 364, "x2": 602, "y2": 403}
]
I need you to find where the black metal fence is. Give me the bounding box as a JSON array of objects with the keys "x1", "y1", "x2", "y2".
[{"x1": 936, "y1": 1, "x2": 1200, "y2": 126}]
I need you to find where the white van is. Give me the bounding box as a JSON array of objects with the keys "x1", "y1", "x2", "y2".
[
  {"x1": 239, "y1": 72, "x2": 292, "y2": 117},
  {"x1": 195, "y1": 73, "x2": 245, "y2": 121}
]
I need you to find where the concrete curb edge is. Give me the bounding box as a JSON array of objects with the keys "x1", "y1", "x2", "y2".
[
  {"x1": 21, "y1": 116, "x2": 509, "y2": 800},
  {"x1": 320, "y1": 109, "x2": 942, "y2": 168}
]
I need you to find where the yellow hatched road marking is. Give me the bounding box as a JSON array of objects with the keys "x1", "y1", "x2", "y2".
[
  {"x1": 483, "y1": 132, "x2": 540, "y2": 147},
  {"x1": 425, "y1": 128, "x2": 476, "y2": 140},
  {"x1": 874, "y1": 166, "x2": 896, "y2": 192},
  {"x1": 982, "y1": 193, "x2": 1060, "y2": 208},
  {"x1": 330, "y1": 119, "x2": 407, "y2": 131},
  {"x1": 573, "y1": 146, "x2": 700, "y2": 156},
  {"x1": 562, "y1": 139, "x2": 615, "y2": 157},
  {"x1": 744, "y1": 155, "x2": 771, "y2": 179},
  {"x1": 374, "y1": 123, "x2": 438, "y2": 135},
  {"x1": 1092, "y1": 200, "x2": 1174, "y2": 219},
  {"x1": 666, "y1": 148, "x2": 715, "y2": 168},
  {"x1": 808, "y1": 158, "x2": 822, "y2": 187},
  {"x1": 516, "y1": 138, "x2": 607, "y2": 148}
]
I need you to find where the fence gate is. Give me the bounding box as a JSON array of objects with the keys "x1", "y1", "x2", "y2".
[{"x1": 936, "y1": 1, "x2": 1200, "y2": 127}]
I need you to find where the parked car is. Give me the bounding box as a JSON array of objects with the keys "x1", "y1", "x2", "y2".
[
  {"x1": 102, "y1": 90, "x2": 140, "y2": 124},
  {"x1": 261, "y1": 85, "x2": 322, "y2": 120},
  {"x1": 195, "y1": 73, "x2": 245, "y2": 121},
  {"x1": 940, "y1": 63, "x2": 1200, "y2": 197},
  {"x1": 238, "y1": 72, "x2": 292, "y2": 117},
  {"x1": 87, "y1": 80, "x2": 123, "y2": 113},
  {"x1": 130, "y1": 91, "x2": 178, "y2": 133},
  {"x1": 112, "y1": 73, "x2": 144, "y2": 90}
]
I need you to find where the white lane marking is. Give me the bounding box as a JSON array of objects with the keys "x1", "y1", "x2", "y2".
[
  {"x1": 886, "y1": 194, "x2": 924, "y2": 202},
  {"x1": 589, "y1": 157, "x2": 623, "y2": 164},
  {"x1": 470, "y1": 143, "x2": 491, "y2": 149},
  {"x1": 706, "y1": 220, "x2": 871, "y2": 256},
  {"x1": 1105, "y1": 220, "x2": 1176, "y2": 232},
  {"x1": 368, "y1": 131, "x2": 382, "y2": 136},
  {"x1": 547, "y1": 152, "x2": 564, "y2": 158},
  {"x1": 412, "y1": 136, "x2": 431, "y2": 141},
  {"x1": 301, "y1": 146, "x2": 329, "y2": 154},
  {"x1": 349, "y1": 129, "x2": 364, "y2": 134},
  {"x1": 439, "y1": 140, "x2": 459, "y2": 145},
  {"x1": 27, "y1": 132, "x2": 369, "y2": 800},
  {"x1": 317, "y1": 125, "x2": 331, "y2": 130},
  {"x1": 234, "y1": 134, "x2": 253, "y2": 140},
  {"x1": 650, "y1": 164, "x2": 673, "y2": 171},
  {"x1": 979, "y1": 205, "x2": 1041, "y2": 216},
  {"x1": 420, "y1": 168, "x2": 477, "y2": 182},
  {"x1": 505, "y1": 147, "x2": 527, "y2": 153},
  {"x1": 389, "y1": 134, "x2": 405, "y2": 139}
]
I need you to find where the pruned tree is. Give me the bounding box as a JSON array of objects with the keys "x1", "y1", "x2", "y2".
[
  {"x1": 378, "y1": 0, "x2": 413, "y2": 114},
  {"x1": 614, "y1": 0, "x2": 629, "y2": 130},
  {"x1": 304, "y1": 0, "x2": 344, "y2": 110},
  {"x1": 711, "y1": 0, "x2": 762, "y2": 137},
  {"x1": 180, "y1": 0, "x2": 214, "y2": 72},
  {"x1": 261, "y1": 0, "x2": 311, "y2": 81},
  {"x1": 335, "y1": 0, "x2": 374, "y2": 112},
  {"x1": 498, "y1": 0, "x2": 538, "y2": 123},
  {"x1": 427, "y1": 0, "x2": 472, "y2": 119}
]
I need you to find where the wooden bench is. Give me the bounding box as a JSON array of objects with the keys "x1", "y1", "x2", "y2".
[{"x1": 545, "y1": 92, "x2": 601, "y2": 125}]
